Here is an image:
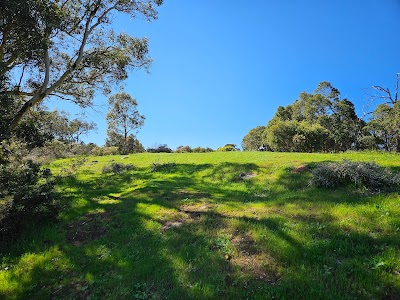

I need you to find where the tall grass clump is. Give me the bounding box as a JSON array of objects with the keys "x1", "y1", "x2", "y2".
[{"x1": 310, "y1": 160, "x2": 400, "y2": 190}]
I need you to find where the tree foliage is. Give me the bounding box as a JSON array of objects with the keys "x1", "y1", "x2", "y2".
[
  {"x1": 176, "y1": 145, "x2": 193, "y2": 153},
  {"x1": 244, "y1": 82, "x2": 368, "y2": 153},
  {"x1": 366, "y1": 102, "x2": 400, "y2": 151},
  {"x1": 217, "y1": 144, "x2": 239, "y2": 152},
  {"x1": 0, "y1": 140, "x2": 58, "y2": 240},
  {"x1": 0, "y1": 0, "x2": 162, "y2": 131},
  {"x1": 147, "y1": 144, "x2": 172, "y2": 153},
  {"x1": 106, "y1": 92, "x2": 144, "y2": 154},
  {"x1": 365, "y1": 75, "x2": 400, "y2": 151},
  {"x1": 105, "y1": 132, "x2": 145, "y2": 154},
  {"x1": 0, "y1": 93, "x2": 96, "y2": 148},
  {"x1": 241, "y1": 126, "x2": 266, "y2": 151}
]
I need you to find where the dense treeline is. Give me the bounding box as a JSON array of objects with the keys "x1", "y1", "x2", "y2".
[{"x1": 242, "y1": 81, "x2": 400, "y2": 152}]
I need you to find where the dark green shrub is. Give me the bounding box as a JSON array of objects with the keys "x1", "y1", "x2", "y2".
[
  {"x1": 151, "y1": 162, "x2": 177, "y2": 172},
  {"x1": 0, "y1": 156, "x2": 58, "y2": 241},
  {"x1": 310, "y1": 160, "x2": 400, "y2": 190},
  {"x1": 102, "y1": 162, "x2": 135, "y2": 174}
]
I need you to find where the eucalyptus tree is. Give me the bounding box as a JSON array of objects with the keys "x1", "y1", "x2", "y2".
[
  {"x1": 106, "y1": 92, "x2": 144, "y2": 154},
  {"x1": 67, "y1": 118, "x2": 96, "y2": 143},
  {"x1": 241, "y1": 126, "x2": 266, "y2": 151},
  {"x1": 106, "y1": 131, "x2": 145, "y2": 153},
  {"x1": 369, "y1": 74, "x2": 399, "y2": 106},
  {"x1": 366, "y1": 75, "x2": 400, "y2": 151},
  {"x1": 367, "y1": 102, "x2": 400, "y2": 151},
  {"x1": 262, "y1": 82, "x2": 363, "y2": 152},
  {"x1": 0, "y1": 0, "x2": 163, "y2": 131}
]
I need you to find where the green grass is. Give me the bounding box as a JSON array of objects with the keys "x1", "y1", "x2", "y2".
[{"x1": 1, "y1": 151, "x2": 400, "y2": 299}]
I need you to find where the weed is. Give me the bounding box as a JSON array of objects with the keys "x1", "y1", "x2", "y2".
[{"x1": 212, "y1": 234, "x2": 235, "y2": 255}]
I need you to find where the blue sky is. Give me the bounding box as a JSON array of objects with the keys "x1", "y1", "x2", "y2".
[{"x1": 48, "y1": 0, "x2": 400, "y2": 150}]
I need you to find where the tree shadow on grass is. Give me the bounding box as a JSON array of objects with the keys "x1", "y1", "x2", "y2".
[{"x1": 1, "y1": 161, "x2": 400, "y2": 299}]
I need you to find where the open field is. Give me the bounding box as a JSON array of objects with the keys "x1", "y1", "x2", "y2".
[{"x1": 1, "y1": 151, "x2": 400, "y2": 299}]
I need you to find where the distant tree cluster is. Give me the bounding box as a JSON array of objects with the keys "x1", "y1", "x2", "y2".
[
  {"x1": 147, "y1": 144, "x2": 173, "y2": 153},
  {"x1": 144, "y1": 144, "x2": 215, "y2": 153},
  {"x1": 217, "y1": 144, "x2": 239, "y2": 152},
  {"x1": 242, "y1": 81, "x2": 400, "y2": 152},
  {"x1": 0, "y1": 98, "x2": 96, "y2": 150},
  {"x1": 176, "y1": 145, "x2": 214, "y2": 153}
]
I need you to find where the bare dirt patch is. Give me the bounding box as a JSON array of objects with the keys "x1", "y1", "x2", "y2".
[
  {"x1": 231, "y1": 233, "x2": 259, "y2": 256},
  {"x1": 161, "y1": 221, "x2": 185, "y2": 231},
  {"x1": 160, "y1": 207, "x2": 207, "y2": 232},
  {"x1": 180, "y1": 203, "x2": 213, "y2": 213},
  {"x1": 230, "y1": 253, "x2": 281, "y2": 284},
  {"x1": 290, "y1": 165, "x2": 309, "y2": 174},
  {"x1": 236, "y1": 173, "x2": 257, "y2": 181},
  {"x1": 160, "y1": 201, "x2": 217, "y2": 232},
  {"x1": 66, "y1": 212, "x2": 111, "y2": 246},
  {"x1": 226, "y1": 232, "x2": 281, "y2": 285}
]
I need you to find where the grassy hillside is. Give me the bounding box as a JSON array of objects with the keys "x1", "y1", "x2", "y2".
[{"x1": 1, "y1": 152, "x2": 400, "y2": 299}]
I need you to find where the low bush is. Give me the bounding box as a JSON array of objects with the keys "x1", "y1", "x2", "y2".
[
  {"x1": 151, "y1": 162, "x2": 177, "y2": 172},
  {"x1": 29, "y1": 141, "x2": 99, "y2": 163},
  {"x1": 310, "y1": 160, "x2": 400, "y2": 190},
  {"x1": 0, "y1": 143, "x2": 58, "y2": 241},
  {"x1": 91, "y1": 146, "x2": 119, "y2": 156},
  {"x1": 102, "y1": 162, "x2": 135, "y2": 174}
]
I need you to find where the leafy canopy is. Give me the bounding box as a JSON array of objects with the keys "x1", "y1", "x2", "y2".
[{"x1": 0, "y1": 0, "x2": 163, "y2": 131}]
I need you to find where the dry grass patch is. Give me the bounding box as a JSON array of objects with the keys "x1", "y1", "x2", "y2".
[
  {"x1": 290, "y1": 164, "x2": 309, "y2": 174},
  {"x1": 230, "y1": 253, "x2": 281, "y2": 285},
  {"x1": 223, "y1": 232, "x2": 281, "y2": 286}
]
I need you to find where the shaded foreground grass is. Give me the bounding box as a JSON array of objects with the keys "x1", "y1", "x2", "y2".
[{"x1": 1, "y1": 152, "x2": 400, "y2": 299}]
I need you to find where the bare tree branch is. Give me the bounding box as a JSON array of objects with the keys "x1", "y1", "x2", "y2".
[{"x1": 41, "y1": 47, "x2": 50, "y2": 93}]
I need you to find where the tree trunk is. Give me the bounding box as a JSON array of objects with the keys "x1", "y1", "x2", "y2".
[{"x1": 9, "y1": 93, "x2": 44, "y2": 131}]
